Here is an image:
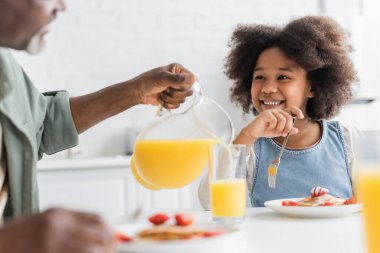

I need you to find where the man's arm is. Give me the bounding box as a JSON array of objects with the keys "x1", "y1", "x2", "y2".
[{"x1": 70, "y1": 63, "x2": 195, "y2": 134}]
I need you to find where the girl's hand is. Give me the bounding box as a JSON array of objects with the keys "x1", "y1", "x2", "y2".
[{"x1": 235, "y1": 107, "x2": 304, "y2": 146}]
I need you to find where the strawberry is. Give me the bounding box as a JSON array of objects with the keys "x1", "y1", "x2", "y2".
[
  {"x1": 148, "y1": 213, "x2": 170, "y2": 226},
  {"x1": 344, "y1": 196, "x2": 358, "y2": 205},
  {"x1": 203, "y1": 230, "x2": 224, "y2": 237},
  {"x1": 320, "y1": 201, "x2": 333, "y2": 206},
  {"x1": 115, "y1": 232, "x2": 133, "y2": 242},
  {"x1": 282, "y1": 200, "x2": 298, "y2": 206},
  {"x1": 175, "y1": 213, "x2": 194, "y2": 226},
  {"x1": 311, "y1": 187, "x2": 329, "y2": 198}
]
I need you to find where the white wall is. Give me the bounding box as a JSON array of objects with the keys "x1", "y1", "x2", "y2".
[{"x1": 12, "y1": 0, "x2": 380, "y2": 159}]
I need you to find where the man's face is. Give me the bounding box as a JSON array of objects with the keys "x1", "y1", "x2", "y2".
[{"x1": 0, "y1": 0, "x2": 66, "y2": 53}]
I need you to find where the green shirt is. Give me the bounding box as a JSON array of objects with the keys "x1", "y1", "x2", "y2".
[{"x1": 0, "y1": 48, "x2": 79, "y2": 218}]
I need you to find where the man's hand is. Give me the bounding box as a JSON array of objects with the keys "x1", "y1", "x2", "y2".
[
  {"x1": 0, "y1": 208, "x2": 116, "y2": 253},
  {"x1": 132, "y1": 63, "x2": 196, "y2": 109}
]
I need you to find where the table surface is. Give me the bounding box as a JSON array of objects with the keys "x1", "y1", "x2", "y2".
[
  {"x1": 227, "y1": 208, "x2": 365, "y2": 253},
  {"x1": 116, "y1": 207, "x2": 366, "y2": 253}
]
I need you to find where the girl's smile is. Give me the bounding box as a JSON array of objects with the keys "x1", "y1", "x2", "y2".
[{"x1": 259, "y1": 99, "x2": 285, "y2": 110}]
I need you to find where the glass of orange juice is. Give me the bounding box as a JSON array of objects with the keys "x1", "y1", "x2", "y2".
[
  {"x1": 356, "y1": 131, "x2": 380, "y2": 253},
  {"x1": 210, "y1": 144, "x2": 247, "y2": 224}
]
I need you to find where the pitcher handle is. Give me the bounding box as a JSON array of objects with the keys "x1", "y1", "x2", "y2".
[
  {"x1": 156, "y1": 80, "x2": 203, "y2": 116},
  {"x1": 192, "y1": 81, "x2": 203, "y2": 106}
]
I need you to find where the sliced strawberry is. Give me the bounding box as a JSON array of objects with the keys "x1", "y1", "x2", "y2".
[
  {"x1": 282, "y1": 200, "x2": 298, "y2": 206},
  {"x1": 175, "y1": 213, "x2": 194, "y2": 226},
  {"x1": 148, "y1": 213, "x2": 170, "y2": 226},
  {"x1": 115, "y1": 232, "x2": 133, "y2": 242},
  {"x1": 344, "y1": 196, "x2": 358, "y2": 205},
  {"x1": 203, "y1": 230, "x2": 224, "y2": 237},
  {"x1": 320, "y1": 201, "x2": 333, "y2": 206}
]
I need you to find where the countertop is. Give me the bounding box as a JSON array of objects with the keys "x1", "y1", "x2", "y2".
[{"x1": 37, "y1": 155, "x2": 132, "y2": 171}]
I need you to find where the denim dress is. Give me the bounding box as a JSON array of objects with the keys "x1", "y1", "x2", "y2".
[{"x1": 250, "y1": 120, "x2": 353, "y2": 207}]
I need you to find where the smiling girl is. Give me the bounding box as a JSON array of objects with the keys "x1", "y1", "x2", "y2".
[{"x1": 199, "y1": 16, "x2": 359, "y2": 208}]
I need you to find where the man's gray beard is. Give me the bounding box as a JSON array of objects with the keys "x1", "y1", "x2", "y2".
[{"x1": 25, "y1": 30, "x2": 46, "y2": 55}]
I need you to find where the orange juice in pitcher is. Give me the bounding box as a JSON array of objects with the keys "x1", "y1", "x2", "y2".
[
  {"x1": 131, "y1": 82, "x2": 235, "y2": 190},
  {"x1": 134, "y1": 139, "x2": 218, "y2": 189}
]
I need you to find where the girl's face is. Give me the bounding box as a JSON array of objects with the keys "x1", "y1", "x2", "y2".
[{"x1": 251, "y1": 47, "x2": 314, "y2": 115}]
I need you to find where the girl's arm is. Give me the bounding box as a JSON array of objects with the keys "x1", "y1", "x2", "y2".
[
  {"x1": 234, "y1": 128, "x2": 257, "y2": 150},
  {"x1": 341, "y1": 124, "x2": 362, "y2": 194},
  {"x1": 198, "y1": 175, "x2": 211, "y2": 210}
]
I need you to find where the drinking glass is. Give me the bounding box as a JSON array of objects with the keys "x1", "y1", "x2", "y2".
[
  {"x1": 356, "y1": 131, "x2": 380, "y2": 253},
  {"x1": 210, "y1": 144, "x2": 247, "y2": 224}
]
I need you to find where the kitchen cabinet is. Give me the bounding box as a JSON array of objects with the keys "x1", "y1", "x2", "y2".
[{"x1": 37, "y1": 156, "x2": 203, "y2": 220}]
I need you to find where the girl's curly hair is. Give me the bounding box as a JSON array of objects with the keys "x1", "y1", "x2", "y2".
[{"x1": 225, "y1": 16, "x2": 358, "y2": 120}]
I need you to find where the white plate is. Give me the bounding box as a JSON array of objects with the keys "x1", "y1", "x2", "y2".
[
  {"x1": 264, "y1": 198, "x2": 362, "y2": 218},
  {"x1": 116, "y1": 222, "x2": 240, "y2": 253}
]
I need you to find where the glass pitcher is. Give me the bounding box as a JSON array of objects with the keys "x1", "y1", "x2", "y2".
[{"x1": 130, "y1": 82, "x2": 235, "y2": 190}]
